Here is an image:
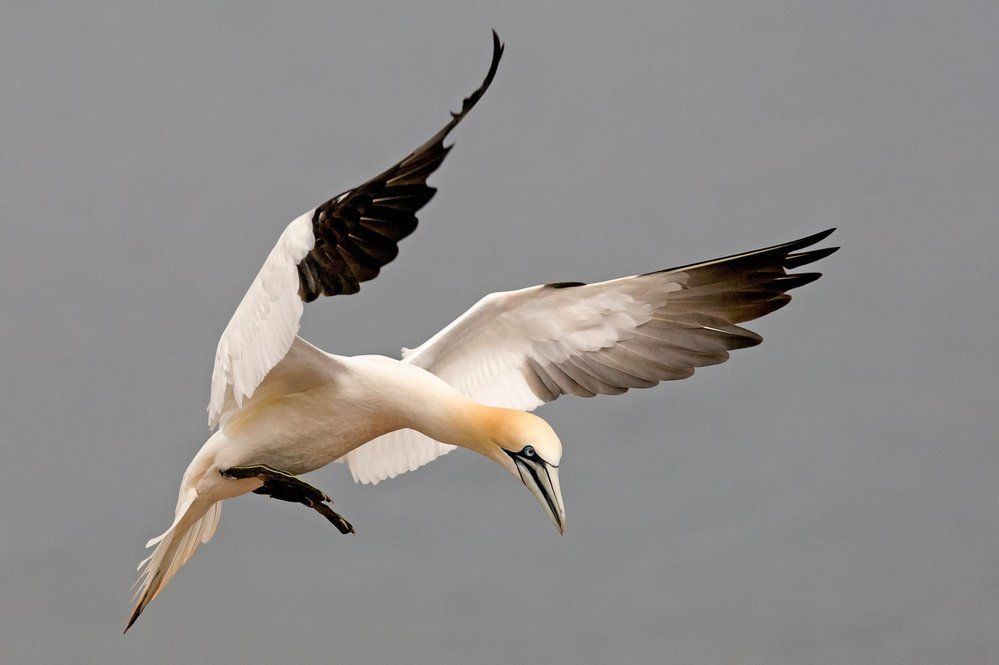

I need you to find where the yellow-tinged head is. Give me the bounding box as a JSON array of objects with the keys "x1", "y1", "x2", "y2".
[{"x1": 483, "y1": 409, "x2": 565, "y2": 534}]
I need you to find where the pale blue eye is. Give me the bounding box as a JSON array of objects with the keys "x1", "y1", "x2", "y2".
[{"x1": 522, "y1": 445, "x2": 536, "y2": 458}]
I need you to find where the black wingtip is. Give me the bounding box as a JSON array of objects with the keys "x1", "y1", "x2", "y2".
[
  {"x1": 813, "y1": 226, "x2": 836, "y2": 240},
  {"x1": 774, "y1": 271, "x2": 823, "y2": 290},
  {"x1": 491, "y1": 30, "x2": 505, "y2": 60},
  {"x1": 456, "y1": 30, "x2": 504, "y2": 117},
  {"x1": 768, "y1": 228, "x2": 838, "y2": 265},
  {"x1": 784, "y1": 245, "x2": 839, "y2": 269},
  {"x1": 786, "y1": 227, "x2": 836, "y2": 250}
]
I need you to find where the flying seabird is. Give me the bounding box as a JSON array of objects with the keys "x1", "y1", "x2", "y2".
[{"x1": 127, "y1": 32, "x2": 838, "y2": 631}]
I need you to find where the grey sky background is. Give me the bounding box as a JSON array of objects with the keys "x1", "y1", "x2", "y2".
[{"x1": 2, "y1": 2, "x2": 997, "y2": 663}]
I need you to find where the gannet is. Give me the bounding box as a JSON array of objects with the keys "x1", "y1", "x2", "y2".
[{"x1": 127, "y1": 32, "x2": 838, "y2": 630}]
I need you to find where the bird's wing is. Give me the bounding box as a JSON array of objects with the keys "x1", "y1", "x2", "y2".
[
  {"x1": 212, "y1": 336, "x2": 341, "y2": 431},
  {"x1": 207, "y1": 33, "x2": 504, "y2": 427},
  {"x1": 342, "y1": 229, "x2": 838, "y2": 483},
  {"x1": 407, "y1": 228, "x2": 838, "y2": 408},
  {"x1": 337, "y1": 429, "x2": 457, "y2": 485}
]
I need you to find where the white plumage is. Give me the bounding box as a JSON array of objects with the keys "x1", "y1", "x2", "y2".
[
  {"x1": 338, "y1": 428, "x2": 456, "y2": 485},
  {"x1": 126, "y1": 32, "x2": 837, "y2": 631},
  {"x1": 209, "y1": 212, "x2": 315, "y2": 426}
]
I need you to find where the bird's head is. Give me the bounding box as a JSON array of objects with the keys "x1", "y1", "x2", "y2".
[{"x1": 485, "y1": 410, "x2": 565, "y2": 534}]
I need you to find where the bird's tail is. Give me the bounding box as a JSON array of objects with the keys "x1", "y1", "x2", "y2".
[{"x1": 125, "y1": 491, "x2": 222, "y2": 632}]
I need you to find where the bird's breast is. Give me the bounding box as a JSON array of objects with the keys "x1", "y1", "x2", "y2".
[
  {"x1": 216, "y1": 383, "x2": 403, "y2": 476},
  {"x1": 212, "y1": 355, "x2": 452, "y2": 476}
]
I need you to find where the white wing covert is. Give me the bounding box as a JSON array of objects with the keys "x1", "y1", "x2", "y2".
[{"x1": 208, "y1": 214, "x2": 314, "y2": 427}]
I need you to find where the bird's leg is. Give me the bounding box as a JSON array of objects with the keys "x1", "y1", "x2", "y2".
[{"x1": 221, "y1": 465, "x2": 355, "y2": 534}]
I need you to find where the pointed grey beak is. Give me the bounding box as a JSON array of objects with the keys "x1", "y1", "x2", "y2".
[{"x1": 510, "y1": 454, "x2": 565, "y2": 534}]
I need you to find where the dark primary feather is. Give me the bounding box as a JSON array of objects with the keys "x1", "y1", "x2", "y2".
[{"x1": 296, "y1": 31, "x2": 505, "y2": 301}]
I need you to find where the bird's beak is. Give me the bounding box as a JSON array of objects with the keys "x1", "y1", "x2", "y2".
[{"x1": 512, "y1": 456, "x2": 565, "y2": 534}]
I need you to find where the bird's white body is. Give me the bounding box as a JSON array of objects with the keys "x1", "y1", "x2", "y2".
[
  {"x1": 132, "y1": 340, "x2": 534, "y2": 630},
  {"x1": 126, "y1": 32, "x2": 836, "y2": 631},
  {"x1": 196, "y1": 341, "x2": 485, "y2": 481}
]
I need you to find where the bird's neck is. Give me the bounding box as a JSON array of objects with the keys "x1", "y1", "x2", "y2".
[{"x1": 412, "y1": 392, "x2": 508, "y2": 464}]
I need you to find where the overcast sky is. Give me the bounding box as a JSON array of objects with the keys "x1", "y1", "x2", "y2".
[{"x1": 2, "y1": 2, "x2": 998, "y2": 664}]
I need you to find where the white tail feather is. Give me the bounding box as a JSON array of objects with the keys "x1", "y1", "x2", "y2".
[{"x1": 126, "y1": 497, "x2": 221, "y2": 631}]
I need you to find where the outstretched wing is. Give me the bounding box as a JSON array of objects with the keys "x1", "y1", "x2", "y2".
[
  {"x1": 208, "y1": 33, "x2": 505, "y2": 427},
  {"x1": 342, "y1": 229, "x2": 838, "y2": 483}
]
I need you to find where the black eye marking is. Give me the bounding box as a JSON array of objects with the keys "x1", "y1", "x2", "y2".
[{"x1": 521, "y1": 445, "x2": 536, "y2": 458}]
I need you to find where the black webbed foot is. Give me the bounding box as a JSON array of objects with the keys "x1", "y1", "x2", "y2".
[{"x1": 222, "y1": 465, "x2": 355, "y2": 534}]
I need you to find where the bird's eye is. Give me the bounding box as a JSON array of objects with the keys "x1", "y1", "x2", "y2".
[{"x1": 522, "y1": 445, "x2": 536, "y2": 458}]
